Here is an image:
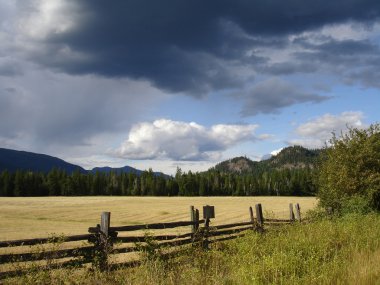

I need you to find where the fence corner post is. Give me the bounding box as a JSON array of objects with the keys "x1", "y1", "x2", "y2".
[{"x1": 295, "y1": 203, "x2": 301, "y2": 222}]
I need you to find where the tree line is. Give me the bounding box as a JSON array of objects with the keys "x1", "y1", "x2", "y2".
[{"x1": 0, "y1": 166, "x2": 317, "y2": 197}]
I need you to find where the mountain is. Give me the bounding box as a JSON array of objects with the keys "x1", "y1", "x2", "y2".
[
  {"x1": 90, "y1": 166, "x2": 143, "y2": 175},
  {"x1": 212, "y1": 156, "x2": 261, "y2": 174},
  {"x1": 262, "y1": 145, "x2": 322, "y2": 169},
  {"x1": 90, "y1": 166, "x2": 169, "y2": 177},
  {"x1": 0, "y1": 148, "x2": 86, "y2": 174},
  {"x1": 0, "y1": 148, "x2": 167, "y2": 176},
  {"x1": 212, "y1": 146, "x2": 323, "y2": 174},
  {"x1": 0, "y1": 146, "x2": 321, "y2": 176}
]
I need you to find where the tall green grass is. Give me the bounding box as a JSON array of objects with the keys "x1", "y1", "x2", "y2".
[{"x1": 4, "y1": 213, "x2": 380, "y2": 284}]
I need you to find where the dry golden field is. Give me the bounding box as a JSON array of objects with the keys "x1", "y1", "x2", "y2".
[{"x1": 0, "y1": 196, "x2": 317, "y2": 241}]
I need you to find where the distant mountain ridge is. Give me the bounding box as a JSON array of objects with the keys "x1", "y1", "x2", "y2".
[
  {"x1": 90, "y1": 166, "x2": 143, "y2": 175},
  {"x1": 212, "y1": 146, "x2": 322, "y2": 174},
  {"x1": 0, "y1": 148, "x2": 86, "y2": 174},
  {"x1": 0, "y1": 148, "x2": 159, "y2": 175},
  {"x1": 0, "y1": 146, "x2": 322, "y2": 176}
]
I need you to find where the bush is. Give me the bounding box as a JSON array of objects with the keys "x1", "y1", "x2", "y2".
[{"x1": 318, "y1": 124, "x2": 380, "y2": 212}]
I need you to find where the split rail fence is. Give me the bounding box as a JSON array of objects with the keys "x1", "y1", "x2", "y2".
[{"x1": 0, "y1": 203, "x2": 302, "y2": 279}]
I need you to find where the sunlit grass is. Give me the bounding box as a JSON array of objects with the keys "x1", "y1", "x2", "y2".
[
  {"x1": 3, "y1": 212, "x2": 380, "y2": 284},
  {"x1": 0, "y1": 196, "x2": 317, "y2": 240},
  {"x1": 124, "y1": 213, "x2": 380, "y2": 285}
]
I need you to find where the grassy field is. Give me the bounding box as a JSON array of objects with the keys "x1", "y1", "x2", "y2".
[
  {"x1": 0, "y1": 196, "x2": 317, "y2": 241},
  {"x1": 4, "y1": 212, "x2": 380, "y2": 284}
]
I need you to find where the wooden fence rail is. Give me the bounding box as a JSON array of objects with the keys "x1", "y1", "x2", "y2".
[
  {"x1": 88, "y1": 220, "x2": 205, "y2": 233},
  {"x1": 0, "y1": 234, "x2": 93, "y2": 248},
  {"x1": 0, "y1": 202, "x2": 302, "y2": 279}
]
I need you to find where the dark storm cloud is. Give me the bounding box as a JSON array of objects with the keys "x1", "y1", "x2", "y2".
[
  {"x1": 239, "y1": 78, "x2": 330, "y2": 116},
  {"x1": 253, "y1": 33, "x2": 380, "y2": 90},
  {"x1": 259, "y1": 62, "x2": 318, "y2": 75},
  {"x1": 34, "y1": 0, "x2": 380, "y2": 95},
  {"x1": 0, "y1": 59, "x2": 23, "y2": 77},
  {"x1": 295, "y1": 38, "x2": 379, "y2": 63},
  {"x1": 293, "y1": 38, "x2": 380, "y2": 87}
]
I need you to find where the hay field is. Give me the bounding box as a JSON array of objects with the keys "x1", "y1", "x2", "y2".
[{"x1": 0, "y1": 196, "x2": 317, "y2": 241}]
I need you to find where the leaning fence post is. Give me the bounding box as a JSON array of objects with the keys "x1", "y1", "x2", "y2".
[
  {"x1": 295, "y1": 203, "x2": 301, "y2": 222},
  {"x1": 255, "y1": 203, "x2": 264, "y2": 231},
  {"x1": 289, "y1": 203, "x2": 295, "y2": 222},
  {"x1": 99, "y1": 212, "x2": 111, "y2": 270},
  {"x1": 249, "y1": 206, "x2": 255, "y2": 230}
]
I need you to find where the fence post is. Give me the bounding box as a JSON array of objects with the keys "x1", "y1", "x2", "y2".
[
  {"x1": 99, "y1": 212, "x2": 111, "y2": 271},
  {"x1": 101, "y1": 212, "x2": 110, "y2": 237},
  {"x1": 255, "y1": 204, "x2": 264, "y2": 231},
  {"x1": 295, "y1": 203, "x2": 301, "y2": 222},
  {"x1": 190, "y1": 206, "x2": 196, "y2": 235},
  {"x1": 289, "y1": 203, "x2": 295, "y2": 222},
  {"x1": 195, "y1": 208, "x2": 200, "y2": 232},
  {"x1": 202, "y1": 205, "x2": 215, "y2": 250},
  {"x1": 204, "y1": 217, "x2": 210, "y2": 250},
  {"x1": 249, "y1": 206, "x2": 255, "y2": 230}
]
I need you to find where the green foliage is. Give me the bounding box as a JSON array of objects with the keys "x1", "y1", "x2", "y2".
[
  {"x1": 135, "y1": 231, "x2": 163, "y2": 262},
  {"x1": 318, "y1": 124, "x2": 380, "y2": 212},
  {"x1": 340, "y1": 195, "x2": 373, "y2": 215}
]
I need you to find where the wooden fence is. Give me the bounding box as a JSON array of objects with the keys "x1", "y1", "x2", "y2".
[{"x1": 0, "y1": 203, "x2": 302, "y2": 279}]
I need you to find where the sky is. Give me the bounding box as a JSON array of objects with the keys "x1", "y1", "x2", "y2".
[{"x1": 0, "y1": 0, "x2": 380, "y2": 175}]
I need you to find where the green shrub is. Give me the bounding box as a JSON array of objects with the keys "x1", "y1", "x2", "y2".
[
  {"x1": 340, "y1": 195, "x2": 373, "y2": 215},
  {"x1": 318, "y1": 124, "x2": 380, "y2": 212}
]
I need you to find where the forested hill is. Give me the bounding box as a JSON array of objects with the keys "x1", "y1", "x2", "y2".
[
  {"x1": 0, "y1": 148, "x2": 86, "y2": 174},
  {"x1": 212, "y1": 146, "x2": 322, "y2": 174},
  {"x1": 0, "y1": 146, "x2": 322, "y2": 197},
  {"x1": 263, "y1": 146, "x2": 322, "y2": 169}
]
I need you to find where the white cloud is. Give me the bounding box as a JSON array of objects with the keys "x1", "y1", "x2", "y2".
[
  {"x1": 13, "y1": 0, "x2": 78, "y2": 39},
  {"x1": 115, "y1": 119, "x2": 260, "y2": 161},
  {"x1": 288, "y1": 111, "x2": 365, "y2": 148},
  {"x1": 259, "y1": 147, "x2": 283, "y2": 161},
  {"x1": 270, "y1": 147, "x2": 284, "y2": 156}
]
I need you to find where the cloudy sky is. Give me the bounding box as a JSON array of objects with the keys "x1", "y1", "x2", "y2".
[{"x1": 1, "y1": 0, "x2": 379, "y2": 174}]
